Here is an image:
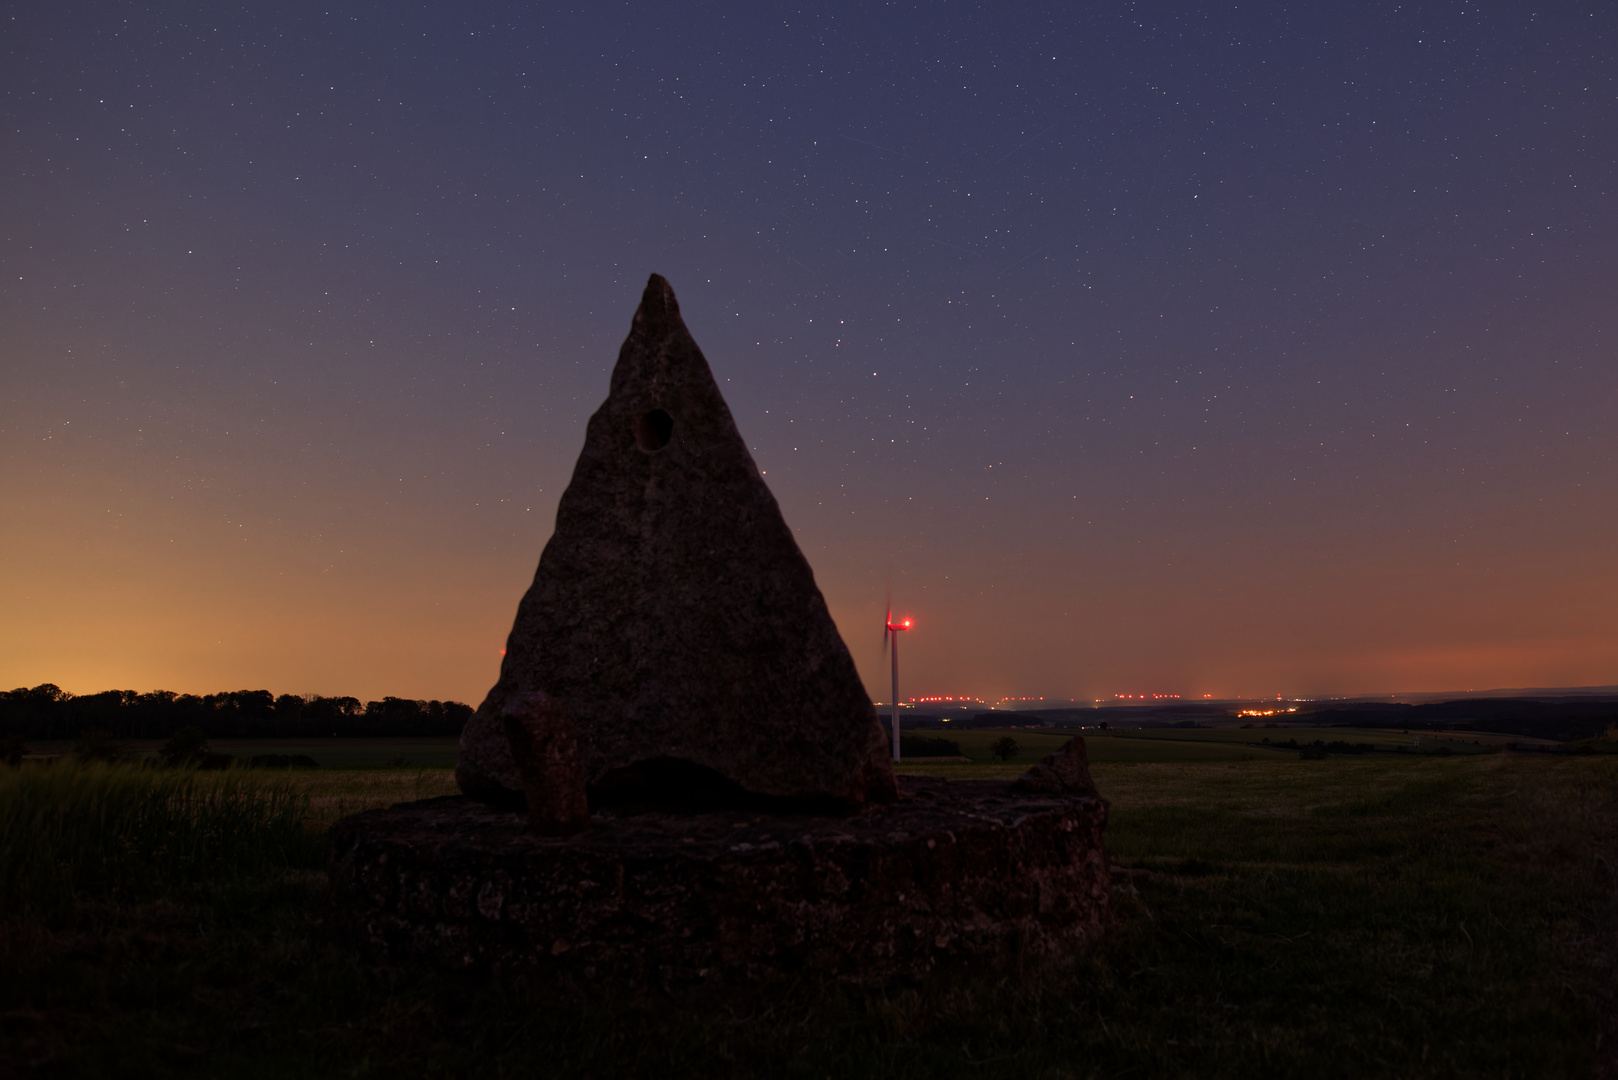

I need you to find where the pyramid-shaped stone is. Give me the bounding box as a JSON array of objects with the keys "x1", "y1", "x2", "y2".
[{"x1": 457, "y1": 275, "x2": 896, "y2": 809}]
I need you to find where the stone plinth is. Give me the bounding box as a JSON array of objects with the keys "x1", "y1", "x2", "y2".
[{"x1": 328, "y1": 777, "x2": 1109, "y2": 985}]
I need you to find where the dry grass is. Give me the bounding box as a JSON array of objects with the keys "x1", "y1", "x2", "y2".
[
  {"x1": 0, "y1": 761, "x2": 314, "y2": 914},
  {"x1": 282, "y1": 768, "x2": 460, "y2": 829}
]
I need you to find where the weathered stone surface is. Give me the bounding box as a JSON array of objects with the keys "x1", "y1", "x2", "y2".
[
  {"x1": 328, "y1": 776, "x2": 1109, "y2": 984},
  {"x1": 458, "y1": 274, "x2": 894, "y2": 809},
  {"x1": 501, "y1": 691, "x2": 590, "y2": 836},
  {"x1": 1015, "y1": 736, "x2": 1099, "y2": 797}
]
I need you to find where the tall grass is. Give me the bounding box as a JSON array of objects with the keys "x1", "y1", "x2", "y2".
[{"x1": 0, "y1": 760, "x2": 313, "y2": 914}]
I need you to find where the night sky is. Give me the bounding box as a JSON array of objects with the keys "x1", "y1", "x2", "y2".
[{"x1": 4, "y1": 2, "x2": 1616, "y2": 705}]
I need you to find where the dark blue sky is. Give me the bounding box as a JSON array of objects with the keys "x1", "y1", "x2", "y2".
[{"x1": 4, "y1": 1, "x2": 1615, "y2": 702}]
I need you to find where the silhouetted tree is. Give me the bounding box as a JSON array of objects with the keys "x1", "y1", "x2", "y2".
[
  {"x1": 2, "y1": 684, "x2": 70, "y2": 739},
  {"x1": 160, "y1": 726, "x2": 211, "y2": 768},
  {"x1": 72, "y1": 728, "x2": 128, "y2": 763},
  {"x1": 990, "y1": 736, "x2": 1020, "y2": 761},
  {"x1": 0, "y1": 685, "x2": 474, "y2": 739},
  {"x1": 306, "y1": 696, "x2": 363, "y2": 734}
]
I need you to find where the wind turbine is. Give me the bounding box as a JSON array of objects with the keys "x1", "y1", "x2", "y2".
[{"x1": 882, "y1": 602, "x2": 912, "y2": 762}]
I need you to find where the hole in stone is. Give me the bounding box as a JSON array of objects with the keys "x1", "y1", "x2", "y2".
[{"x1": 635, "y1": 409, "x2": 674, "y2": 452}]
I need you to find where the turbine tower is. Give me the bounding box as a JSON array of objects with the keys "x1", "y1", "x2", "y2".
[{"x1": 883, "y1": 608, "x2": 912, "y2": 762}]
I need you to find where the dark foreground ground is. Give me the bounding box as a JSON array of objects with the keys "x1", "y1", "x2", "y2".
[{"x1": 3, "y1": 753, "x2": 1614, "y2": 1079}]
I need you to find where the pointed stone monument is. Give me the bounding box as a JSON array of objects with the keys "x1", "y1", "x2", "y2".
[{"x1": 457, "y1": 274, "x2": 896, "y2": 810}]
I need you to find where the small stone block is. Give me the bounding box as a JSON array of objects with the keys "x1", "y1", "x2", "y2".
[
  {"x1": 501, "y1": 691, "x2": 590, "y2": 837},
  {"x1": 1015, "y1": 736, "x2": 1099, "y2": 796}
]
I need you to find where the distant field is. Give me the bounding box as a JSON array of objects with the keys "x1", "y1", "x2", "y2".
[
  {"x1": 283, "y1": 768, "x2": 460, "y2": 828},
  {"x1": 1103, "y1": 725, "x2": 1557, "y2": 751},
  {"x1": 894, "y1": 723, "x2": 1597, "y2": 774},
  {"x1": 33, "y1": 736, "x2": 464, "y2": 770},
  {"x1": 917, "y1": 728, "x2": 1289, "y2": 764},
  {"x1": 215, "y1": 737, "x2": 463, "y2": 769},
  {"x1": 32, "y1": 723, "x2": 1573, "y2": 774},
  {"x1": 924, "y1": 724, "x2": 1561, "y2": 760}
]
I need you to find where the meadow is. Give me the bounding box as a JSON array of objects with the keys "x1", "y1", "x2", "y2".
[
  {"x1": 27, "y1": 723, "x2": 1566, "y2": 773},
  {"x1": 2, "y1": 748, "x2": 1613, "y2": 1077},
  {"x1": 904, "y1": 723, "x2": 1559, "y2": 766},
  {"x1": 26, "y1": 737, "x2": 466, "y2": 771}
]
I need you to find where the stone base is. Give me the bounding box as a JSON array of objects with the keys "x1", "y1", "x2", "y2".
[{"x1": 327, "y1": 776, "x2": 1109, "y2": 985}]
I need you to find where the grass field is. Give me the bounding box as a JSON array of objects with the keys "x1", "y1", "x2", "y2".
[
  {"x1": 1101, "y1": 725, "x2": 1555, "y2": 753},
  {"x1": 29, "y1": 737, "x2": 466, "y2": 770},
  {"x1": 32, "y1": 724, "x2": 1560, "y2": 772},
  {"x1": 942, "y1": 729, "x2": 1279, "y2": 764},
  {"x1": 932, "y1": 725, "x2": 1559, "y2": 760},
  {"x1": 283, "y1": 768, "x2": 462, "y2": 828},
  {"x1": 2, "y1": 751, "x2": 1613, "y2": 1077},
  {"x1": 903, "y1": 726, "x2": 1526, "y2": 764}
]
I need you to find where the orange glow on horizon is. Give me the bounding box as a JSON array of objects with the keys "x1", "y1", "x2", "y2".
[{"x1": 6, "y1": 10, "x2": 1618, "y2": 710}]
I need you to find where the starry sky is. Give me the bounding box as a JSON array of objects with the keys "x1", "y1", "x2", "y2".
[{"x1": 4, "y1": 1, "x2": 1616, "y2": 705}]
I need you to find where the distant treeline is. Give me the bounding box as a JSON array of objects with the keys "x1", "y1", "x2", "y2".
[{"x1": 0, "y1": 685, "x2": 474, "y2": 740}]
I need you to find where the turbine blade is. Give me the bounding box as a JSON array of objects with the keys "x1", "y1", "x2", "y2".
[{"x1": 880, "y1": 579, "x2": 893, "y2": 660}]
